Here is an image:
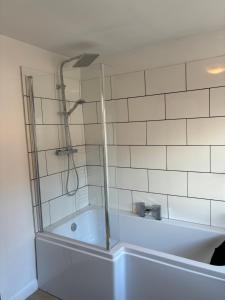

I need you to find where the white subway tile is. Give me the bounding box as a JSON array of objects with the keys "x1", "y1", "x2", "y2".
[
  {"x1": 167, "y1": 146, "x2": 210, "y2": 172},
  {"x1": 147, "y1": 120, "x2": 186, "y2": 145},
  {"x1": 114, "y1": 122, "x2": 146, "y2": 145},
  {"x1": 211, "y1": 201, "x2": 225, "y2": 228},
  {"x1": 106, "y1": 124, "x2": 114, "y2": 145},
  {"x1": 36, "y1": 125, "x2": 59, "y2": 151},
  {"x1": 34, "y1": 98, "x2": 43, "y2": 124},
  {"x1": 86, "y1": 145, "x2": 100, "y2": 165},
  {"x1": 108, "y1": 146, "x2": 130, "y2": 167},
  {"x1": 106, "y1": 188, "x2": 118, "y2": 210},
  {"x1": 211, "y1": 146, "x2": 225, "y2": 173},
  {"x1": 111, "y1": 71, "x2": 145, "y2": 99},
  {"x1": 131, "y1": 146, "x2": 166, "y2": 169},
  {"x1": 88, "y1": 186, "x2": 103, "y2": 206},
  {"x1": 97, "y1": 99, "x2": 128, "y2": 123},
  {"x1": 210, "y1": 87, "x2": 225, "y2": 117},
  {"x1": 146, "y1": 64, "x2": 186, "y2": 95},
  {"x1": 76, "y1": 186, "x2": 89, "y2": 210},
  {"x1": 168, "y1": 196, "x2": 210, "y2": 225},
  {"x1": 70, "y1": 125, "x2": 85, "y2": 146},
  {"x1": 83, "y1": 102, "x2": 98, "y2": 124},
  {"x1": 118, "y1": 189, "x2": 133, "y2": 212},
  {"x1": 37, "y1": 151, "x2": 47, "y2": 177},
  {"x1": 87, "y1": 166, "x2": 103, "y2": 186},
  {"x1": 81, "y1": 78, "x2": 100, "y2": 102},
  {"x1": 69, "y1": 101, "x2": 84, "y2": 124},
  {"x1": 42, "y1": 99, "x2": 63, "y2": 124},
  {"x1": 188, "y1": 172, "x2": 225, "y2": 200},
  {"x1": 84, "y1": 124, "x2": 113, "y2": 144},
  {"x1": 108, "y1": 188, "x2": 133, "y2": 212},
  {"x1": 64, "y1": 77, "x2": 80, "y2": 101},
  {"x1": 132, "y1": 191, "x2": 168, "y2": 218},
  {"x1": 187, "y1": 117, "x2": 225, "y2": 145},
  {"x1": 187, "y1": 56, "x2": 225, "y2": 90},
  {"x1": 81, "y1": 77, "x2": 111, "y2": 102},
  {"x1": 40, "y1": 173, "x2": 62, "y2": 202},
  {"x1": 108, "y1": 167, "x2": 116, "y2": 187},
  {"x1": 77, "y1": 167, "x2": 87, "y2": 188},
  {"x1": 148, "y1": 170, "x2": 187, "y2": 196},
  {"x1": 46, "y1": 150, "x2": 67, "y2": 174},
  {"x1": 84, "y1": 124, "x2": 102, "y2": 144},
  {"x1": 128, "y1": 95, "x2": 165, "y2": 121},
  {"x1": 166, "y1": 90, "x2": 209, "y2": 119},
  {"x1": 73, "y1": 146, "x2": 86, "y2": 167},
  {"x1": 32, "y1": 72, "x2": 56, "y2": 99},
  {"x1": 41, "y1": 202, "x2": 51, "y2": 228},
  {"x1": 86, "y1": 165, "x2": 115, "y2": 188},
  {"x1": 50, "y1": 194, "x2": 75, "y2": 224},
  {"x1": 69, "y1": 125, "x2": 85, "y2": 146},
  {"x1": 116, "y1": 168, "x2": 148, "y2": 191}
]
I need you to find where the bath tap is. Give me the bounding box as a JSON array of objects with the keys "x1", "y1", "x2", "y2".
[{"x1": 136, "y1": 202, "x2": 161, "y2": 220}]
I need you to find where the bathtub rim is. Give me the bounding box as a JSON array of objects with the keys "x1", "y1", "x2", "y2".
[{"x1": 46, "y1": 205, "x2": 225, "y2": 236}]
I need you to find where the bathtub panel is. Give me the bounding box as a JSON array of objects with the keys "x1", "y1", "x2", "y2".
[
  {"x1": 36, "y1": 238, "x2": 117, "y2": 300},
  {"x1": 125, "y1": 254, "x2": 225, "y2": 300}
]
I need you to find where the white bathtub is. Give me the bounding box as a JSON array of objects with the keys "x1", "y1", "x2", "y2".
[{"x1": 36, "y1": 207, "x2": 225, "y2": 300}]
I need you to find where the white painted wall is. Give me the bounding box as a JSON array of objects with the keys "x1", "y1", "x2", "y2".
[
  {"x1": 101, "y1": 30, "x2": 225, "y2": 74},
  {"x1": 0, "y1": 35, "x2": 64, "y2": 300}
]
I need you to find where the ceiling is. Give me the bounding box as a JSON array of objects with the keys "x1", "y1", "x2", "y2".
[{"x1": 0, "y1": 0, "x2": 225, "y2": 57}]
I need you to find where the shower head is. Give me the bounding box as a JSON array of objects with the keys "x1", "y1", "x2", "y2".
[
  {"x1": 72, "y1": 53, "x2": 99, "y2": 68},
  {"x1": 66, "y1": 99, "x2": 86, "y2": 116}
]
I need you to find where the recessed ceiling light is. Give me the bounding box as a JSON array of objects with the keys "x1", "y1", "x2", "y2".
[{"x1": 207, "y1": 67, "x2": 225, "y2": 75}]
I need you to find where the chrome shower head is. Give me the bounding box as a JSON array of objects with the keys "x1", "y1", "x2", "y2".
[{"x1": 73, "y1": 53, "x2": 99, "y2": 68}]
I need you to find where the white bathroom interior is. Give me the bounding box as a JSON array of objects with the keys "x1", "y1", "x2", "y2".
[{"x1": 1, "y1": 1, "x2": 225, "y2": 299}]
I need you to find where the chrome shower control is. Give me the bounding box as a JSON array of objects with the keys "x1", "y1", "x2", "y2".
[{"x1": 55, "y1": 148, "x2": 78, "y2": 156}]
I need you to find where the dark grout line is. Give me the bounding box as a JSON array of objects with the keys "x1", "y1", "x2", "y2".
[
  {"x1": 25, "y1": 113, "x2": 225, "y2": 127},
  {"x1": 87, "y1": 184, "x2": 224, "y2": 202}
]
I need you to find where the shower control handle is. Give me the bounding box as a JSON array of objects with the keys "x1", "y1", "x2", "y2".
[{"x1": 136, "y1": 202, "x2": 161, "y2": 220}]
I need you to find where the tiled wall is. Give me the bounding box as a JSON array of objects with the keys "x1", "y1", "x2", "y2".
[
  {"x1": 84, "y1": 55, "x2": 225, "y2": 228},
  {"x1": 22, "y1": 55, "x2": 225, "y2": 230},
  {"x1": 22, "y1": 68, "x2": 89, "y2": 229}
]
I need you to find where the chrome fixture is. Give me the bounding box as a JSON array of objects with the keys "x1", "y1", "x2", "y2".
[
  {"x1": 136, "y1": 202, "x2": 161, "y2": 220},
  {"x1": 72, "y1": 53, "x2": 99, "y2": 68},
  {"x1": 64, "y1": 99, "x2": 86, "y2": 116},
  {"x1": 71, "y1": 222, "x2": 77, "y2": 232},
  {"x1": 55, "y1": 148, "x2": 78, "y2": 156},
  {"x1": 58, "y1": 53, "x2": 99, "y2": 196}
]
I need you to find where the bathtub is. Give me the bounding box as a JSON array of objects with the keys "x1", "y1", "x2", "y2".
[{"x1": 36, "y1": 207, "x2": 225, "y2": 300}]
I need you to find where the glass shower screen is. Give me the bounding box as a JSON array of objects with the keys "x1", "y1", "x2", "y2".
[{"x1": 21, "y1": 62, "x2": 119, "y2": 250}]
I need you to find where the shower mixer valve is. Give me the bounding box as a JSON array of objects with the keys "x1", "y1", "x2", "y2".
[{"x1": 55, "y1": 148, "x2": 78, "y2": 156}]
